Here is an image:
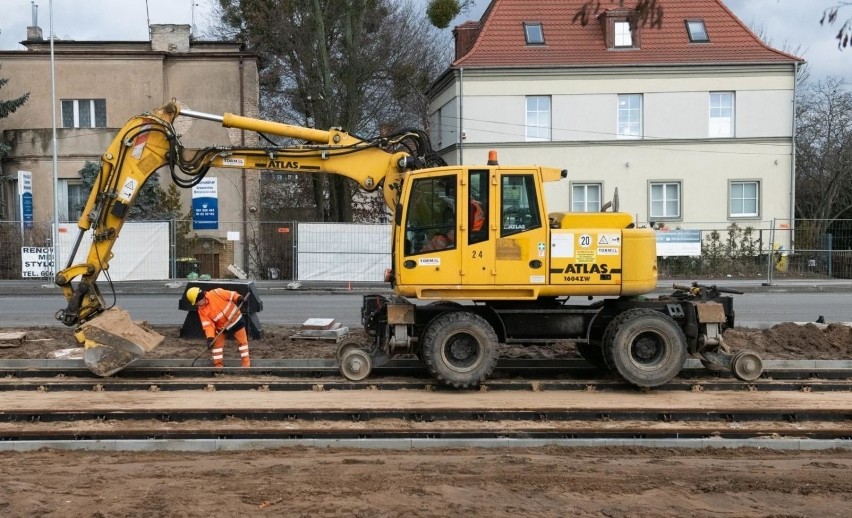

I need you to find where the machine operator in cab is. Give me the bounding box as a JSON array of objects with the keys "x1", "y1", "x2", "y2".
[{"x1": 186, "y1": 287, "x2": 251, "y2": 368}]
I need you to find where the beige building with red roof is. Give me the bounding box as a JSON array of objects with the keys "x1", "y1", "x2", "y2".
[{"x1": 428, "y1": 0, "x2": 803, "y2": 232}]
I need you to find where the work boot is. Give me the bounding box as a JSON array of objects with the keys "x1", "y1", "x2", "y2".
[{"x1": 241, "y1": 357, "x2": 251, "y2": 368}]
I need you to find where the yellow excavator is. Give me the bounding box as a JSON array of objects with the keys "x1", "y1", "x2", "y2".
[{"x1": 55, "y1": 100, "x2": 763, "y2": 386}]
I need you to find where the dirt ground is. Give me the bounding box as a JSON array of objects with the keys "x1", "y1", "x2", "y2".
[
  {"x1": 1, "y1": 321, "x2": 850, "y2": 361},
  {"x1": 0, "y1": 446, "x2": 850, "y2": 517},
  {"x1": 1, "y1": 323, "x2": 850, "y2": 517}
]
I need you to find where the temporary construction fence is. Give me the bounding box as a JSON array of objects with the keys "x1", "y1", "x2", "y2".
[{"x1": 2, "y1": 219, "x2": 852, "y2": 282}]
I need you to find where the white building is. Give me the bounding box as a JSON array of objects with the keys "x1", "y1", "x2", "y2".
[{"x1": 428, "y1": 0, "x2": 802, "y2": 231}]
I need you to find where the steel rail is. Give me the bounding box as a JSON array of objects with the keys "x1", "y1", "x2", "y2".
[
  {"x1": 1, "y1": 358, "x2": 851, "y2": 381},
  {"x1": 1, "y1": 378, "x2": 852, "y2": 393}
]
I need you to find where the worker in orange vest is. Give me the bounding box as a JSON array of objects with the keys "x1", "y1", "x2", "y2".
[
  {"x1": 470, "y1": 196, "x2": 485, "y2": 232},
  {"x1": 423, "y1": 228, "x2": 455, "y2": 251},
  {"x1": 186, "y1": 287, "x2": 251, "y2": 368}
]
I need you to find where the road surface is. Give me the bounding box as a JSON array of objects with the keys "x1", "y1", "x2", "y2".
[{"x1": 4, "y1": 291, "x2": 851, "y2": 327}]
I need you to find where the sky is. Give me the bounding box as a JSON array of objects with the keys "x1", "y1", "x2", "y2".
[{"x1": 0, "y1": 0, "x2": 850, "y2": 82}]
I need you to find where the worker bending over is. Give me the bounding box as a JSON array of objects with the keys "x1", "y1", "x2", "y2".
[{"x1": 186, "y1": 287, "x2": 251, "y2": 367}]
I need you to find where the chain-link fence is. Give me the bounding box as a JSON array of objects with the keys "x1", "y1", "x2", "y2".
[{"x1": 2, "y1": 219, "x2": 851, "y2": 281}]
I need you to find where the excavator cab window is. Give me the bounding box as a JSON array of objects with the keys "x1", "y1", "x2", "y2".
[
  {"x1": 501, "y1": 175, "x2": 541, "y2": 237},
  {"x1": 469, "y1": 170, "x2": 489, "y2": 245},
  {"x1": 404, "y1": 175, "x2": 457, "y2": 254}
]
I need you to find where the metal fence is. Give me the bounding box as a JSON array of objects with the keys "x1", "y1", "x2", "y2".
[
  {"x1": 2, "y1": 219, "x2": 852, "y2": 282},
  {"x1": 655, "y1": 219, "x2": 852, "y2": 281}
]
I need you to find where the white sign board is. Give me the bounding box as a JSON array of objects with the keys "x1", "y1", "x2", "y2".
[
  {"x1": 656, "y1": 230, "x2": 702, "y2": 257},
  {"x1": 21, "y1": 247, "x2": 54, "y2": 278}
]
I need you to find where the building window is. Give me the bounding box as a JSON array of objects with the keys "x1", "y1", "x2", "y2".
[
  {"x1": 58, "y1": 180, "x2": 88, "y2": 221},
  {"x1": 617, "y1": 94, "x2": 642, "y2": 138},
  {"x1": 709, "y1": 92, "x2": 734, "y2": 138},
  {"x1": 614, "y1": 21, "x2": 633, "y2": 47},
  {"x1": 525, "y1": 96, "x2": 551, "y2": 141},
  {"x1": 524, "y1": 22, "x2": 544, "y2": 45},
  {"x1": 650, "y1": 182, "x2": 681, "y2": 219},
  {"x1": 730, "y1": 181, "x2": 759, "y2": 218},
  {"x1": 61, "y1": 99, "x2": 107, "y2": 128},
  {"x1": 572, "y1": 183, "x2": 601, "y2": 212},
  {"x1": 686, "y1": 20, "x2": 709, "y2": 42}
]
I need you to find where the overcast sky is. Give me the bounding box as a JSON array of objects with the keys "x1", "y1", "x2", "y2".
[{"x1": 0, "y1": 0, "x2": 849, "y2": 82}]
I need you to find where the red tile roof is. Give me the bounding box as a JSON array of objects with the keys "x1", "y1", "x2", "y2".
[{"x1": 453, "y1": 0, "x2": 802, "y2": 68}]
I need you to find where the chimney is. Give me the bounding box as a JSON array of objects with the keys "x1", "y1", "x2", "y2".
[
  {"x1": 150, "y1": 24, "x2": 192, "y2": 52},
  {"x1": 453, "y1": 22, "x2": 480, "y2": 61},
  {"x1": 26, "y1": 1, "x2": 43, "y2": 41}
]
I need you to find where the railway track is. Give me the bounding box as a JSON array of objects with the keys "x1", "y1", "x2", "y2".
[{"x1": 1, "y1": 358, "x2": 850, "y2": 448}]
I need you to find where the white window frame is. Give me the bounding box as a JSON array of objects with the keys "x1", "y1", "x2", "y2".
[
  {"x1": 617, "y1": 94, "x2": 643, "y2": 139},
  {"x1": 571, "y1": 183, "x2": 602, "y2": 212},
  {"x1": 61, "y1": 99, "x2": 107, "y2": 129},
  {"x1": 730, "y1": 180, "x2": 759, "y2": 218},
  {"x1": 614, "y1": 21, "x2": 633, "y2": 47},
  {"x1": 686, "y1": 20, "x2": 709, "y2": 42},
  {"x1": 649, "y1": 181, "x2": 681, "y2": 220},
  {"x1": 525, "y1": 95, "x2": 551, "y2": 141},
  {"x1": 524, "y1": 22, "x2": 544, "y2": 45},
  {"x1": 709, "y1": 92, "x2": 734, "y2": 138}
]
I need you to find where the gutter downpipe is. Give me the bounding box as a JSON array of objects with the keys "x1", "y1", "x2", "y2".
[
  {"x1": 790, "y1": 62, "x2": 798, "y2": 251},
  {"x1": 458, "y1": 68, "x2": 464, "y2": 165}
]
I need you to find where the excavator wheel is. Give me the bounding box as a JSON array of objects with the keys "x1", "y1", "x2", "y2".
[
  {"x1": 731, "y1": 350, "x2": 763, "y2": 381},
  {"x1": 420, "y1": 311, "x2": 498, "y2": 389},
  {"x1": 336, "y1": 338, "x2": 365, "y2": 363},
  {"x1": 339, "y1": 348, "x2": 373, "y2": 381},
  {"x1": 603, "y1": 308, "x2": 687, "y2": 388}
]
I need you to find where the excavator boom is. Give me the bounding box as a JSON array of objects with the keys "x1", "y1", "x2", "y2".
[{"x1": 55, "y1": 100, "x2": 427, "y2": 376}]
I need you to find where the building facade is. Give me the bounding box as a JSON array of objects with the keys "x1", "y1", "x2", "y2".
[
  {"x1": 0, "y1": 23, "x2": 260, "y2": 275},
  {"x1": 428, "y1": 0, "x2": 802, "y2": 233}
]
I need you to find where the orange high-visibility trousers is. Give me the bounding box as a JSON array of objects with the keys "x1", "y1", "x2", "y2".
[{"x1": 210, "y1": 326, "x2": 250, "y2": 367}]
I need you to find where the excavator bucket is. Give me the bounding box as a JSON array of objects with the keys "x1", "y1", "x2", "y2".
[{"x1": 76, "y1": 308, "x2": 164, "y2": 377}]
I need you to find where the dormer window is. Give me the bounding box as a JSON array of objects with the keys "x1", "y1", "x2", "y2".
[
  {"x1": 524, "y1": 22, "x2": 544, "y2": 45},
  {"x1": 686, "y1": 20, "x2": 709, "y2": 42},
  {"x1": 614, "y1": 21, "x2": 633, "y2": 47},
  {"x1": 601, "y1": 11, "x2": 639, "y2": 49}
]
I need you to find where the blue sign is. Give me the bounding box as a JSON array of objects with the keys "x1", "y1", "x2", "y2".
[
  {"x1": 21, "y1": 192, "x2": 33, "y2": 229},
  {"x1": 192, "y1": 178, "x2": 218, "y2": 230},
  {"x1": 18, "y1": 171, "x2": 33, "y2": 229}
]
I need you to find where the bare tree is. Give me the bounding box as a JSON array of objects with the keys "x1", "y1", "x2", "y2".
[
  {"x1": 213, "y1": 0, "x2": 449, "y2": 222},
  {"x1": 821, "y1": 2, "x2": 852, "y2": 48},
  {"x1": 795, "y1": 77, "x2": 852, "y2": 239}
]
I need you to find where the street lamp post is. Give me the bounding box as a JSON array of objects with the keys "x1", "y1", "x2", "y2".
[{"x1": 49, "y1": 0, "x2": 61, "y2": 277}]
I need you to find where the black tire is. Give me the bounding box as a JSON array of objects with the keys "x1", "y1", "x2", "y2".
[
  {"x1": 576, "y1": 343, "x2": 608, "y2": 370},
  {"x1": 421, "y1": 311, "x2": 498, "y2": 389},
  {"x1": 603, "y1": 308, "x2": 687, "y2": 388}
]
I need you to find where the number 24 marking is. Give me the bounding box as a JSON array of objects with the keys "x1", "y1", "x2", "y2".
[{"x1": 471, "y1": 250, "x2": 483, "y2": 259}]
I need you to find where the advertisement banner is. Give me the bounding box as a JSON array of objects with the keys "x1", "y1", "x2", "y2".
[
  {"x1": 21, "y1": 246, "x2": 54, "y2": 278},
  {"x1": 192, "y1": 177, "x2": 218, "y2": 230},
  {"x1": 17, "y1": 170, "x2": 33, "y2": 229}
]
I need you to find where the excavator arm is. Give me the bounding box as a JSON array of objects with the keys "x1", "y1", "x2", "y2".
[{"x1": 55, "y1": 100, "x2": 433, "y2": 375}]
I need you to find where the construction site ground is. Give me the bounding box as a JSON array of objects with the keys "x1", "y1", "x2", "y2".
[{"x1": 1, "y1": 322, "x2": 850, "y2": 517}]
